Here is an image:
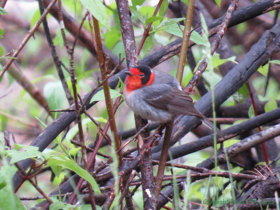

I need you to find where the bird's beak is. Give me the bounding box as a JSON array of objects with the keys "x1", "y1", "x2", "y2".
[{"x1": 125, "y1": 71, "x2": 134, "y2": 76}]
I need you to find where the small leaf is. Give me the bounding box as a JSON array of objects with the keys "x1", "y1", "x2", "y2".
[
  {"x1": 30, "y1": 9, "x2": 41, "y2": 30},
  {"x1": 211, "y1": 53, "x2": 237, "y2": 68},
  {"x1": 257, "y1": 63, "x2": 269, "y2": 77},
  {"x1": 236, "y1": 83, "x2": 249, "y2": 103},
  {"x1": 6, "y1": 144, "x2": 42, "y2": 164},
  {"x1": 104, "y1": 28, "x2": 121, "y2": 49},
  {"x1": 81, "y1": 50, "x2": 89, "y2": 72},
  {"x1": 190, "y1": 30, "x2": 206, "y2": 46},
  {"x1": 145, "y1": 16, "x2": 163, "y2": 25},
  {"x1": 43, "y1": 81, "x2": 67, "y2": 110},
  {"x1": 264, "y1": 100, "x2": 277, "y2": 113},
  {"x1": 233, "y1": 119, "x2": 247, "y2": 126},
  {"x1": 65, "y1": 117, "x2": 107, "y2": 143},
  {"x1": 0, "y1": 45, "x2": 4, "y2": 57},
  {"x1": 132, "y1": 0, "x2": 144, "y2": 6},
  {"x1": 80, "y1": 0, "x2": 110, "y2": 29},
  {"x1": 53, "y1": 28, "x2": 64, "y2": 49},
  {"x1": 130, "y1": 6, "x2": 145, "y2": 24},
  {"x1": 269, "y1": 60, "x2": 280, "y2": 65},
  {"x1": 0, "y1": 187, "x2": 25, "y2": 210},
  {"x1": 90, "y1": 89, "x2": 121, "y2": 103},
  {"x1": 159, "y1": 0, "x2": 168, "y2": 17},
  {"x1": 248, "y1": 104, "x2": 255, "y2": 118},
  {"x1": 139, "y1": 34, "x2": 154, "y2": 58},
  {"x1": 215, "y1": 0, "x2": 222, "y2": 7},
  {"x1": 152, "y1": 17, "x2": 185, "y2": 34},
  {"x1": 0, "y1": 28, "x2": 4, "y2": 37},
  {"x1": 50, "y1": 200, "x2": 73, "y2": 210},
  {"x1": 0, "y1": 7, "x2": 8, "y2": 15},
  {"x1": 47, "y1": 157, "x2": 101, "y2": 194}
]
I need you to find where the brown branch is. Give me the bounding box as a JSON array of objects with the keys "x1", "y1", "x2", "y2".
[
  {"x1": 14, "y1": 163, "x2": 53, "y2": 204},
  {"x1": 198, "y1": 123, "x2": 280, "y2": 169},
  {"x1": 176, "y1": 0, "x2": 195, "y2": 84},
  {"x1": 38, "y1": 0, "x2": 73, "y2": 105},
  {"x1": 0, "y1": 0, "x2": 58, "y2": 78},
  {"x1": 0, "y1": 61, "x2": 51, "y2": 116},
  {"x1": 155, "y1": 121, "x2": 173, "y2": 205},
  {"x1": 116, "y1": 0, "x2": 138, "y2": 68},
  {"x1": 91, "y1": 14, "x2": 122, "y2": 165},
  {"x1": 246, "y1": 81, "x2": 269, "y2": 164}
]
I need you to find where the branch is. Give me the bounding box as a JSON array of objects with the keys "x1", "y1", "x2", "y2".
[
  {"x1": 0, "y1": 0, "x2": 58, "y2": 78},
  {"x1": 198, "y1": 123, "x2": 280, "y2": 169}
]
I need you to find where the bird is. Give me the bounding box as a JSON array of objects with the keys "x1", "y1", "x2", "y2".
[{"x1": 123, "y1": 65, "x2": 222, "y2": 135}]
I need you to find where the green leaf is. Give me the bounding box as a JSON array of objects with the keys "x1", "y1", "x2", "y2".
[
  {"x1": 232, "y1": 119, "x2": 247, "y2": 126},
  {"x1": 139, "y1": 34, "x2": 154, "y2": 58},
  {"x1": 81, "y1": 50, "x2": 89, "y2": 72},
  {"x1": 223, "y1": 139, "x2": 240, "y2": 148},
  {"x1": 159, "y1": 0, "x2": 168, "y2": 17},
  {"x1": 50, "y1": 200, "x2": 73, "y2": 210},
  {"x1": 53, "y1": 28, "x2": 64, "y2": 49},
  {"x1": 47, "y1": 157, "x2": 101, "y2": 194},
  {"x1": 236, "y1": 83, "x2": 249, "y2": 103},
  {"x1": 43, "y1": 81, "x2": 67, "y2": 110},
  {"x1": 163, "y1": 24, "x2": 205, "y2": 46},
  {"x1": 215, "y1": 0, "x2": 222, "y2": 7},
  {"x1": 151, "y1": 17, "x2": 185, "y2": 34},
  {"x1": 132, "y1": 0, "x2": 144, "y2": 6},
  {"x1": 104, "y1": 28, "x2": 121, "y2": 49},
  {"x1": 211, "y1": 53, "x2": 237, "y2": 68},
  {"x1": 90, "y1": 88, "x2": 122, "y2": 103},
  {"x1": 248, "y1": 104, "x2": 255, "y2": 118},
  {"x1": 65, "y1": 117, "x2": 107, "y2": 143},
  {"x1": 0, "y1": 187, "x2": 25, "y2": 210},
  {"x1": 80, "y1": 0, "x2": 110, "y2": 29},
  {"x1": 130, "y1": 6, "x2": 145, "y2": 24},
  {"x1": 0, "y1": 45, "x2": 4, "y2": 57},
  {"x1": 0, "y1": 28, "x2": 4, "y2": 37},
  {"x1": 0, "y1": 7, "x2": 8, "y2": 15},
  {"x1": 269, "y1": 60, "x2": 280, "y2": 65},
  {"x1": 264, "y1": 100, "x2": 277, "y2": 113},
  {"x1": 6, "y1": 144, "x2": 42, "y2": 164},
  {"x1": 145, "y1": 16, "x2": 163, "y2": 25},
  {"x1": 257, "y1": 63, "x2": 269, "y2": 77},
  {"x1": 190, "y1": 30, "x2": 205, "y2": 46},
  {"x1": 30, "y1": 9, "x2": 41, "y2": 30}
]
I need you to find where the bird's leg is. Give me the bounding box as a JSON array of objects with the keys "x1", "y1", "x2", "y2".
[
  {"x1": 154, "y1": 121, "x2": 174, "y2": 205},
  {"x1": 147, "y1": 123, "x2": 166, "y2": 147}
]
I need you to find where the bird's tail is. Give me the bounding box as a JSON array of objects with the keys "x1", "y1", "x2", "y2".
[{"x1": 200, "y1": 115, "x2": 224, "y2": 138}]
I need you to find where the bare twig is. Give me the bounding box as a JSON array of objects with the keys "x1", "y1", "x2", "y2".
[
  {"x1": 176, "y1": 0, "x2": 195, "y2": 84},
  {"x1": 0, "y1": 0, "x2": 58, "y2": 78},
  {"x1": 155, "y1": 121, "x2": 173, "y2": 204},
  {"x1": 246, "y1": 81, "x2": 269, "y2": 164},
  {"x1": 38, "y1": 0, "x2": 73, "y2": 105}
]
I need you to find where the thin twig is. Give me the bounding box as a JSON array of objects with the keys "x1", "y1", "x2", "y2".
[
  {"x1": 176, "y1": 0, "x2": 195, "y2": 85},
  {"x1": 246, "y1": 81, "x2": 269, "y2": 164},
  {"x1": 38, "y1": 0, "x2": 73, "y2": 105},
  {"x1": 0, "y1": 0, "x2": 58, "y2": 78}
]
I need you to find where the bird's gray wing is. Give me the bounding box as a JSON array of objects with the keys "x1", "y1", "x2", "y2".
[{"x1": 143, "y1": 85, "x2": 203, "y2": 118}]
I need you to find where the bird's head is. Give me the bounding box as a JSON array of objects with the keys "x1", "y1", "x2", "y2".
[{"x1": 124, "y1": 65, "x2": 155, "y2": 92}]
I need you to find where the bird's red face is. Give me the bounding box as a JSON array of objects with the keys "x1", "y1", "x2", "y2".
[{"x1": 125, "y1": 66, "x2": 155, "y2": 93}]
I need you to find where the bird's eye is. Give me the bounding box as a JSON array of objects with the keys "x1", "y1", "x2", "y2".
[{"x1": 139, "y1": 73, "x2": 144, "y2": 77}]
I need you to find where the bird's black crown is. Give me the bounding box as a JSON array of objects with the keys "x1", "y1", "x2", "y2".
[{"x1": 136, "y1": 65, "x2": 152, "y2": 85}]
